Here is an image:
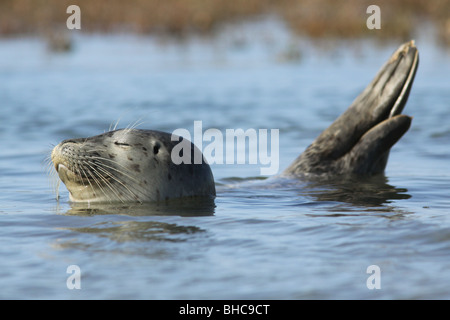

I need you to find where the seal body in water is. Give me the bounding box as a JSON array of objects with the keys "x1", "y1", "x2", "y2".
[{"x1": 51, "y1": 41, "x2": 418, "y2": 203}]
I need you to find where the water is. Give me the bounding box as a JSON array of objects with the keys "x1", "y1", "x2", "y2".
[{"x1": 1, "y1": 20, "x2": 450, "y2": 299}]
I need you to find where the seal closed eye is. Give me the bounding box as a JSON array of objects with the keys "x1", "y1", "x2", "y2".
[{"x1": 51, "y1": 41, "x2": 419, "y2": 203}]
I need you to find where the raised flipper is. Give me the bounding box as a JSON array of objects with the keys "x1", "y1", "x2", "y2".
[{"x1": 284, "y1": 41, "x2": 419, "y2": 177}]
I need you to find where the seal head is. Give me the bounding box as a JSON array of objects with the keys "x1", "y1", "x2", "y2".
[{"x1": 51, "y1": 129, "x2": 216, "y2": 203}]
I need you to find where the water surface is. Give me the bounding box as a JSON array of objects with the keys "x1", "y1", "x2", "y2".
[{"x1": 1, "y1": 21, "x2": 450, "y2": 299}]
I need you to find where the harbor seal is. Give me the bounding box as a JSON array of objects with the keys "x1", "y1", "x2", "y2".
[
  {"x1": 51, "y1": 41, "x2": 418, "y2": 203},
  {"x1": 51, "y1": 129, "x2": 215, "y2": 203}
]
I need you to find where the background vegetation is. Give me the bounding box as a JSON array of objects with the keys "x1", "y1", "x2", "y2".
[{"x1": 0, "y1": 0, "x2": 449, "y2": 44}]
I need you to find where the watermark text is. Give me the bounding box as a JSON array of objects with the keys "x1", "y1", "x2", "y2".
[
  {"x1": 171, "y1": 121, "x2": 279, "y2": 176},
  {"x1": 366, "y1": 264, "x2": 381, "y2": 289},
  {"x1": 66, "y1": 264, "x2": 81, "y2": 289},
  {"x1": 66, "y1": 5, "x2": 81, "y2": 30},
  {"x1": 366, "y1": 5, "x2": 381, "y2": 30}
]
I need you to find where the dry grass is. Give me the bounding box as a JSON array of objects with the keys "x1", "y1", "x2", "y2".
[{"x1": 0, "y1": 0, "x2": 449, "y2": 43}]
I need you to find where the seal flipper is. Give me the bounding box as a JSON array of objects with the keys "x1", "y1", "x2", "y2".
[
  {"x1": 340, "y1": 114, "x2": 411, "y2": 175},
  {"x1": 284, "y1": 41, "x2": 418, "y2": 176}
]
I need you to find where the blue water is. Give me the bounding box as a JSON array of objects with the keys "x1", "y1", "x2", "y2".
[{"x1": 1, "y1": 20, "x2": 450, "y2": 299}]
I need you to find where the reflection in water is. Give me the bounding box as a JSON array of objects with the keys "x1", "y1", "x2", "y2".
[
  {"x1": 55, "y1": 197, "x2": 215, "y2": 250},
  {"x1": 225, "y1": 174, "x2": 410, "y2": 208},
  {"x1": 54, "y1": 198, "x2": 214, "y2": 253},
  {"x1": 299, "y1": 175, "x2": 411, "y2": 207},
  {"x1": 62, "y1": 175, "x2": 410, "y2": 217},
  {"x1": 57, "y1": 175, "x2": 411, "y2": 251},
  {"x1": 54, "y1": 219, "x2": 207, "y2": 257},
  {"x1": 291, "y1": 174, "x2": 412, "y2": 218},
  {"x1": 223, "y1": 174, "x2": 412, "y2": 218},
  {"x1": 64, "y1": 196, "x2": 216, "y2": 217},
  {"x1": 67, "y1": 220, "x2": 204, "y2": 243}
]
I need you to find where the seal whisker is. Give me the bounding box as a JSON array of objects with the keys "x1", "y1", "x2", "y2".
[
  {"x1": 80, "y1": 161, "x2": 120, "y2": 203},
  {"x1": 86, "y1": 159, "x2": 142, "y2": 203},
  {"x1": 44, "y1": 154, "x2": 61, "y2": 199},
  {"x1": 126, "y1": 118, "x2": 144, "y2": 131},
  {"x1": 88, "y1": 156, "x2": 145, "y2": 185},
  {"x1": 117, "y1": 119, "x2": 146, "y2": 141},
  {"x1": 83, "y1": 161, "x2": 125, "y2": 203},
  {"x1": 110, "y1": 118, "x2": 121, "y2": 132},
  {"x1": 90, "y1": 159, "x2": 147, "y2": 202},
  {"x1": 76, "y1": 139, "x2": 89, "y2": 150},
  {"x1": 73, "y1": 160, "x2": 107, "y2": 202},
  {"x1": 95, "y1": 168, "x2": 143, "y2": 203},
  {"x1": 76, "y1": 162, "x2": 100, "y2": 200}
]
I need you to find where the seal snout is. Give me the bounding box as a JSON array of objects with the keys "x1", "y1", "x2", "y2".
[
  {"x1": 51, "y1": 144, "x2": 63, "y2": 172},
  {"x1": 51, "y1": 140, "x2": 79, "y2": 174}
]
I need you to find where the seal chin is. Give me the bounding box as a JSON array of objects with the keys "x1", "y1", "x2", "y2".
[
  {"x1": 53, "y1": 159, "x2": 84, "y2": 185},
  {"x1": 51, "y1": 144, "x2": 106, "y2": 202},
  {"x1": 55, "y1": 163, "x2": 66, "y2": 177},
  {"x1": 52, "y1": 162, "x2": 93, "y2": 202},
  {"x1": 55, "y1": 164, "x2": 76, "y2": 183}
]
